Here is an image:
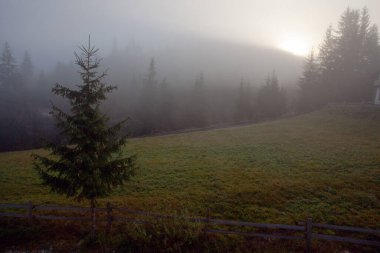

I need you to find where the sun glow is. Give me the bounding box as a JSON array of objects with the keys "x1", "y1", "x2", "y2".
[{"x1": 278, "y1": 35, "x2": 311, "y2": 56}]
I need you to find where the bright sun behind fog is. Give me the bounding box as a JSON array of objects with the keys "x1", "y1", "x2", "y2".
[{"x1": 277, "y1": 35, "x2": 311, "y2": 56}]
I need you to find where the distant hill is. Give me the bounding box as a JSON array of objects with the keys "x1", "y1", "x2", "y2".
[{"x1": 105, "y1": 35, "x2": 303, "y2": 88}]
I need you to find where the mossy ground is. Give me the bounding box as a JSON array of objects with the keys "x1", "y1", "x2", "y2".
[{"x1": 0, "y1": 104, "x2": 379, "y2": 251}]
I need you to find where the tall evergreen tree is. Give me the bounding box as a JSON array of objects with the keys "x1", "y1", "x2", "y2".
[
  {"x1": 298, "y1": 50, "x2": 321, "y2": 112},
  {"x1": 20, "y1": 51, "x2": 34, "y2": 83},
  {"x1": 0, "y1": 43, "x2": 40, "y2": 151},
  {"x1": 236, "y1": 79, "x2": 246, "y2": 122},
  {"x1": 236, "y1": 79, "x2": 254, "y2": 122},
  {"x1": 301, "y1": 6, "x2": 380, "y2": 109},
  {"x1": 137, "y1": 58, "x2": 158, "y2": 134},
  {"x1": 334, "y1": 7, "x2": 361, "y2": 101},
  {"x1": 359, "y1": 7, "x2": 370, "y2": 45},
  {"x1": 191, "y1": 72, "x2": 207, "y2": 127},
  {"x1": 0, "y1": 42, "x2": 18, "y2": 87},
  {"x1": 360, "y1": 23, "x2": 380, "y2": 100},
  {"x1": 32, "y1": 38, "x2": 137, "y2": 235},
  {"x1": 34, "y1": 70, "x2": 51, "y2": 108},
  {"x1": 331, "y1": 7, "x2": 380, "y2": 102},
  {"x1": 157, "y1": 78, "x2": 175, "y2": 131},
  {"x1": 257, "y1": 71, "x2": 286, "y2": 119},
  {"x1": 318, "y1": 25, "x2": 337, "y2": 102}
]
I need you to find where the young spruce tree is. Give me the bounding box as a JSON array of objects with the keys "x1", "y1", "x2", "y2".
[{"x1": 33, "y1": 38, "x2": 136, "y2": 235}]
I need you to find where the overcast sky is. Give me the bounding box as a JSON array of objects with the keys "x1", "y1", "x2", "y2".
[{"x1": 0, "y1": 0, "x2": 379, "y2": 70}]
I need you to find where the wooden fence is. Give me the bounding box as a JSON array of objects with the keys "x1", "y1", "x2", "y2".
[{"x1": 0, "y1": 202, "x2": 379, "y2": 252}]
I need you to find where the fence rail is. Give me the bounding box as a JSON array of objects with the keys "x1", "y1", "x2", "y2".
[
  {"x1": 1, "y1": 202, "x2": 379, "y2": 252},
  {"x1": 298, "y1": 221, "x2": 380, "y2": 235}
]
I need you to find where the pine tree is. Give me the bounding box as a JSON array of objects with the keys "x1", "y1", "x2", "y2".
[
  {"x1": 298, "y1": 50, "x2": 321, "y2": 112},
  {"x1": 0, "y1": 42, "x2": 18, "y2": 87},
  {"x1": 236, "y1": 79, "x2": 255, "y2": 122},
  {"x1": 157, "y1": 78, "x2": 174, "y2": 131},
  {"x1": 191, "y1": 72, "x2": 207, "y2": 127},
  {"x1": 146, "y1": 58, "x2": 157, "y2": 88},
  {"x1": 360, "y1": 22, "x2": 380, "y2": 100},
  {"x1": 315, "y1": 7, "x2": 380, "y2": 104},
  {"x1": 245, "y1": 81, "x2": 255, "y2": 120},
  {"x1": 333, "y1": 7, "x2": 377, "y2": 102},
  {"x1": 34, "y1": 70, "x2": 50, "y2": 108},
  {"x1": 236, "y1": 79, "x2": 246, "y2": 122},
  {"x1": 318, "y1": 25, "x2": 337, "y2": 102},
  {"x1": 137, "y1": 58, "x2": 158, "y2": 134},
  {"x1": 20, "y1": 51, "x2": 34, "y2": 82},
  {"x1": 257, "y1": 71, "x2": 286, "y2": 119},
  {"x1": 359, "y1": 7, "x2": 370, "y2": 44},
  {"x1": 32, "y1": 38, "x2": 137, "y2": 235}
]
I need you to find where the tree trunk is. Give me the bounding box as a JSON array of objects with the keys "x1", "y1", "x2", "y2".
[{"x1": 91, "y1": 198, "x2": 96, "y2": 238}]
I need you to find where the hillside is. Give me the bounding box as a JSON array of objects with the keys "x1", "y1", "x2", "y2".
[{"x1": 0, "y1": 104, "x2": 379, "y2": 228}]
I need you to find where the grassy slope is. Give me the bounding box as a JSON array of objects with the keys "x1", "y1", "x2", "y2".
[{"x1": 0, "y1": 104, "x2": 379, "y2": 228}]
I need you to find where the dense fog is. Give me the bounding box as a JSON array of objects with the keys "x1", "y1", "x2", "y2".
[{"x1": 0, "y1": 1, "x2": 379, "y2": 151}]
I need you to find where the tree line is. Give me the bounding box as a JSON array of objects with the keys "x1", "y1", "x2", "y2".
[
  {"x1": 0, "y1": 43, "x2": 287, "y2": 151},
  {"x1": 0, "y1": 42, "x2": 55, "y2": 151},
  {"x1": 0, "y1": 6, "x2": 379, "y2": 152},
  {"x1": 298, "y1": 7, "x2": 380, "y2": 112}
]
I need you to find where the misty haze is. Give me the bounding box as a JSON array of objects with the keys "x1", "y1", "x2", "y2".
[{"x1": 0, "y1": 1, "x2": 379, "y2": 252}]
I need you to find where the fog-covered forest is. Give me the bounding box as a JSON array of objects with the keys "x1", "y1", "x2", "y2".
[{"x1": 0, "y1": 6, "x2": 379, "y2": 152}]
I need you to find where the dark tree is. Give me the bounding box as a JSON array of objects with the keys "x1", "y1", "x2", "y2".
[
  {"x1": 0, "y1": 42, "x2": 19, "y2": 88},
  {"x1": 359, "y1": 21, "x2": 380, "y2": 100},
  {"x1": 334, "y1": 7, "x2": 362, "y2": 101},
  {"x1": 298, "y1": 50, "x2": 321, "y2": 112},
  {"x1": 235, "y1": 79, "x2": 254, "y2": 122},
  {"x1": 32, "y1": 38, "x2": 137, "y2": 235},
  {"x1": 329, "y1": 7, "x2": 379, "y2": 102},
  {"x1": 137, "y1": 58, "x2": 158, "y2": 134},
  {"x1": 298, "y1": 6, "x2": 380, "y2": 110},
  {"x1": 190, "y1": 72, "x2": 208, "y2": 127},
  {"x1": 157, "y1": 78, "x2": 175, "y2": 131},
  {"x1": 257, "y1": 71, "x2": 286, "y2": 119},
  {"x1": 35, "y1": 70, "x2": 49, "y2": 104},
  {"x1": 318, "y1": 25, "x2": 337, "y2": 102},
  {"x1": 0, "y1": 42, "x2": 33, "y2": 151},
  {"x1": 236, "y1": 79, "x2": 246, "y2": 122},
  {"x1": 20, "y1": 51, "x2": 34, "y2": 83}
]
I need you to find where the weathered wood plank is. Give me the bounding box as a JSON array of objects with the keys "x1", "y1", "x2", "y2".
[
  {"x1": 313, "y1": 233, "x2": 380, "y2": 247},
  {"x1": 0, "y1": 203, "x2": 29, "y2": 209},
  {"x1": 106, "y1": 202, "x2": 113, "y2": 234},
  {"x1": 0, "y1": 213, "x2": 28, "y2": 218},
  {"x1": 35, "y1": 205, "x2": 90, "y2": 211},
  {"x1": 117, "y1": 207, "x2": 303, "y2": 230},
  {"x1": 116, "y1": 207, "x2": 193, "y2": 222},
  {"x1": 27, "y1": 201, "x2": 33, "y2": 224},
  {"x1": 305, "y1": 218, "x2": 312, "y2": 253},
  {"x1": 2, "y1": 201, "x2": 379, "y2": 250},
  {"x1": 34, "y1": 215, "x2": 91, "y2": 221},
  {"x1": 113, "y1": 216, "x2": 148, "y2": 224},
  {"x1": 116, "y1": 207, "x2": 172, "y2": 217},
  {"x1": 209, "y1": 219, "x2": 304, "y2": 231},
  {"x1": 187, "y1": 217, "x2": 208, "y2": 223},
  {"x1": 206, "y1": 229, "x2": 304, "y2": 240},
  {"x1": 312, "y1": 223, "x2": 380, "y2": 235}
]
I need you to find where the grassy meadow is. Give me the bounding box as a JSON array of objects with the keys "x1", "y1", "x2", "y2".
[{"x1": 0, "y1": 104, "x2": 379, "y2": 228}]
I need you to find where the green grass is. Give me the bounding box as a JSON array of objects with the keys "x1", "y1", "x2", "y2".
[{"x1": 0, "y1": 104, "x2": 379, "y2": 228}]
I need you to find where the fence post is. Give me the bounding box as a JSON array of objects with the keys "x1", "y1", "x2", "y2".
[
  {"x1": 27, "y1": 201, "x2": 34, "y2": 225},
  {"x1": 305, "y1": 218, "x2": 313, "y2": 253},
  {"x1": 203, "y1": 208, "x2": 211, "y2": 236},
  {"x1": 106, "y1": 202, "x2": 113, "y2": 234}
]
